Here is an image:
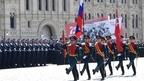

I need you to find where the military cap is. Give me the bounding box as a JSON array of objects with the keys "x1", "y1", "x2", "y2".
[
  {"x1": 106, "y1": 36, "x2": 111, "y2": 39},
  {"x1": 70, "y1": 36, "x2": 77, "y2": 40},
  {"x1": 60, "y1": 37, "x2": 68, "y2": 40},
  {"x1": 121, "y1": 35, "x2": 124, "y2": 38},
  {"x1": 7, "y1": 38, "x2": 10, "y2": 40},
  {"x1": 96, "y1": 35, "x2": 102, "y2": 39},
  {"x1": 101, "y1": 37, "x2": 105, "y2": 40},
  {"x1": 83, "y1": 35, "x2": 90, "y2": 39},
  {"x1": 129, "y1": 36, "x2": 135, "y2": 40}
]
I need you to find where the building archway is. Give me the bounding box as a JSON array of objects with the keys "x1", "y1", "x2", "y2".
[{"x1": 40, "y1": 25, "x2": 53, "y2": 40}]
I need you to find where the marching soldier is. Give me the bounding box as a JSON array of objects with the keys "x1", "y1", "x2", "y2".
[
  {"x1": 92, "y1": 35, "x2": 107, "y2": 80},
  {"x1": 115, "y1": 35, "x2": 126, "y2": 75},
  {"x1": 35, "y1": 39, "x2": 40, "y2": 66},
  {"x1": 80, "y1": 35, "x2": 92, "y2": 80},
  {"x1": 64, "y1": 36, "x2": 81, "y2": 81},
  {"x1": 43, "y1": 39, "x2": 49, "y2": 66},
  {"x1": 105, "y1": 36, "x2": 116, "y2": 75},
  {"x1": 21, "y1": 39, "x2": 26, "y2": 67},
  {"x1": 126, "y1": 36, "x2": 139, "y2": 76}
]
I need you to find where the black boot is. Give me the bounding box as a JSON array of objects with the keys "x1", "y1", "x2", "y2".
[
  {"x1": 115, "y1": 66, "x2": 118, "y2": 70},
  {"x1": 65, "y1": 68, "x2": 70, "y2": 74},
  {"x1": 92, "y1": 69, "x2": 96, "y2": 74},
  {"x1": 121, "y1": 66, "x2": 125, "y2": 75},
  {"x1": 87, "y1": 69, "x2": 91, "y2": 80},
  {"x1": 80, "y1": 71, "x2": 83, "y2": 76},
  {"x1": 126, "y1": 64, "x2": 130, "y2": 69}
]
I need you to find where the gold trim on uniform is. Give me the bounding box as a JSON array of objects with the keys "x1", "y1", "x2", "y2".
[{"x1": 128, "y1": 43, "x2": 137, "y2": 55}]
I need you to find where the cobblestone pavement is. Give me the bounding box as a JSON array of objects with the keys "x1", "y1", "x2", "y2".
[{"x1": 0, "y1": 58, "x2": 144, "y2": 81}]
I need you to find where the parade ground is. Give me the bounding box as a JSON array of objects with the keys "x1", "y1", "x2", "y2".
[{"x1": 0, "y1": 58, "x2": 144, "y2": 81}]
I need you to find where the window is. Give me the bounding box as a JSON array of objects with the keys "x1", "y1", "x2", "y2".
[
  {"x1": 88, "y1": 13, "x2": 91, "y2": 19},
  {"x1": 10, "y1": 13, "x2": 15, "y2": 28},
  {"x1": 113, "y1": 14, "x2": 115, "y2": 18},
  {"x1": 75, "y1": 15, "x2": 77, "y2": 22},
  {"x1": 63, "y1": 0, "x2": 66, "y2": 11},
  {"x1": 97, "y1": 13, "x2": 99, "y2": 18},
  {"x1": 101, "y1": 0, "x2": 103, "y2": 2},
  {"x1": 136, "y1": 0, "x2": 137, "y2": 4},
  {"x1": 125, "y1": 0, "x2": 126, "y2": 3},
  {"x1": 136, "y1": 33, "x2": 138, "y2": 38},
  {"x1": 133, "y1": 33, "x2": 135, "y2": 37},
  {"x1": 121, "y1": 0, "x2": 123, "y2": 3},
  {"x1": 125, "y1": 33, "x2": 127, "y2": 38},
  {"x1": 88, "y1": 0, "x2": 90, "y2": 2},
  {"x1": 125, "y1": 14, "x2": 127, "y2": 28},
  {"x1": 133, "y1": 0, "x2": 134, "y2": 4},
  {"x1": 110, "y1": 0, "x2": 112, "y2": 3},
  {"x1": 132, "y1": 14, "x2": 134, "y2": 28},
  {"x1": 136, "y1": 15, "x2": 138, "y2": 28},
  {"x1": 109, "y1": 14, "x2": 111, "y2": 19},
  {"x1": 28, "y1": 21, "x2": 31, "y2": 28},
  {"x1": 52, "y1": 0, "x2": 55, "y2": 11},
  {"x1": 85, "y1": 0, "x2": 86, "y2": 2},
  {"x1": 113, "y1": 0, "x2": 115, "y2": 3},
  {"x1": 121, "y1": 14, "x2": 123, "y2": 22},
  {"x1": 26, "y1": 0, "x2": 29, "y2": 10},
  {"x1": 46, "y1": 0, "x2": 48, "y2": 11},
  {"x1": 101, "y1": 13, "x2": 103, "y2": 17},
  {"x1": 97, "y1": 0, "x2": 99, "y2": 2},
  {"x1": 38, "y1": 0, "x2": 42, "y2": 10},
  {"x1": 85, "y1": 13, "x2": 87, "y2": 20}
]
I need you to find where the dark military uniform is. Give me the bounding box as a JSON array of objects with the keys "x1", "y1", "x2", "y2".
[
  {"x1": 11, "y1": 40, "x2": 17, "y2": 67},
  {"x1": 92, "y1": 36, "x2": 107, "y2": 80},
  {"x1": 80, "y1": 35, "x2": 92, "y2": 80},
  {"x1": 115, "y1": 36, "x2": 126, "y2": 75},
  {"x1": 64, "y1": 36, "x2": 81, "y2": 81},
  {"x1": 126, "y1": 36, "x2": 139, "y2": 76},
  {"x1": 0, "y1": 42, "x2": 3, "y2": 68},
  {"x1": 105, "y1": 36, "x2": 116, "y2": 75}
]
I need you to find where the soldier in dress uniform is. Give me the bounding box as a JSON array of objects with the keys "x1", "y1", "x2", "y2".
[
  {"x1": 92, "y1": 35, "x2": 107, "y2": 80},
  {"x1": 39, "y1": 39, "x2": 44, "y2": 66},
  {"x1": 115, "y1": 35, "x2": 126, "y2": 75},
  {"x1": 31, "y1": 39, "x2": 36, "y2": 66},
  {"x1": 16, "y1": 39, "x2": 21, "y2": 67},
  {"x1": 64, "y1": 36, "x2": 81, "y2": 81},
  {"x1": 126, "y1": 36, "x2": 139, "y2": 76},
  {"x1": 105, "y1": 36, "x2": 116, "y2": 75},
  {"x1": 20, "y1": 39, "x2": 26, "y2": 67},
  {"x1": 35, "y1": 39, "x2": 40, "y2": 66},
  {"x1": 43, "y1": 39, "x2": 49, "y2": 66},
  {"x1": 11, "y1": 39, "x2": 17, "y2": 67},
  {"x1": 80, "y1": 35, "x2": 92, "y2": 80},
  {"x1": 6, "y1": 38, "x2": 12, "y2": 68}
]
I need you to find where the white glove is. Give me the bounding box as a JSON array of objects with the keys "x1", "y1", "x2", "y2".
[
  {"x1": 83, "y1": 55, "x2": 87, "y2": 59},
  {"x1": 117, "y1": 53, "x2": 121, "y2": 56}
]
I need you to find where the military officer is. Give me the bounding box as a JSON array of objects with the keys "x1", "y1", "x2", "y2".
[
  {"x1": 43, "y1": 39, "x2": 49, "y2": 66},
  {"x1": 92, "y1": 35, "x2": 107, "y2": 80},
  {"x1": 35, "y1": 39, "x2": 40, "y2": 66},
  {"x1": 105, "y1": 36, "x2": 116, "y2": 75},
  {"x1": 64, "y1": 36, "x2": 81, "y2": 81},
  {"x1": 80, "y1": 35, "x2": 92, "y2": 80},
  {"x1": 126, "y1": 36, "x2": 139, "y2": 76},
  {"x1": 115, "y1": 35, "x2": 126, "y2": 75}
]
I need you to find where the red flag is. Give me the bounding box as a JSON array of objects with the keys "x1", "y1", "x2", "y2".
[
  {"x1": 75, "y1": 0, "x2": 84, "y2": 38},
  {"x1": 62, "y1": 30, "x2": 67, "y2": 58},
  {"x1": 114, "y1": 9, "x2": 121, "y2": 52}
]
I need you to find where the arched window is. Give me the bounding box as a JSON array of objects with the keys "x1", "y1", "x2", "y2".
[
  {"x1": 121, "y1": 14, "x2": 123, "y2": 22},
  {"x1": 113, "y1": 14, "x2": 115, "y2": 18},
  {"x1": 10, "y1": 13, "x2": 15, "y2": 28},
  {"x1": 125, "y1": 14, "x2": 127, "y2": 28},
  {"x1": 101, "y1": 13, "x2": 103, "y2": 17},
  {"x1": 88, "y1": 13, "x2": 91, "y2": 19},
  {"x1": 136, "y1": 15, "x2": 138, "y2": 28},
  {"x1": 113, "y1": 0, "x2": 115, "y2": 3},
  {"x1": 109, "y1": 14, "x2": 111, "y2": 19},
  {"x1": 97, "y1": 13, "x2": 99, "y2": 18},
  {"x1": 110, "y1": 0, "x2": 112, "y2": 3},
  {"x1": 26, "y1": 0, "x2": 29, "y2": 10},
  {"x1": 132, "y1": 14, "x2": 134, "y2": 28},
  {"x1": 85, "y1": 13, "x2": 87, "y2": 20}
]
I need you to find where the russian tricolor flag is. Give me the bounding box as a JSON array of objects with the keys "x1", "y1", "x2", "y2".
[{"x1": 75, "y1": 0, "x2": 84, "y2": 38}]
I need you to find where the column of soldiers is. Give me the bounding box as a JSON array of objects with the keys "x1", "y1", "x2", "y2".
[
  {"x1": 64, "y1": 35, "x2": 139, "y2": 81},
  {"x1": 0, "y1": 38, "x2": 49, "y2": 69}
]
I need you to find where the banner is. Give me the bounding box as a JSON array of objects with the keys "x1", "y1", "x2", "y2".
[{"x1": 65, "y1": 16, "x2": 109, "y2": 38}]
